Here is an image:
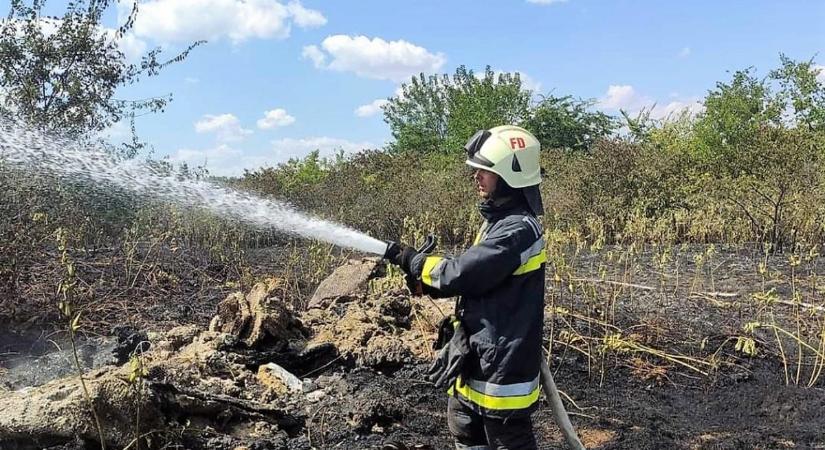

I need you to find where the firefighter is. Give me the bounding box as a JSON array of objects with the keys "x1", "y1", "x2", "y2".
[{"x1": 389, "y1": 125, "x2": 546, "y2": 449}]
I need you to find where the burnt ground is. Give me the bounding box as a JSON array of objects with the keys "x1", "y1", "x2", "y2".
[
  {"x1": 266, "y1": 244, "x2": 825, "y2": 449},
  {"x1": 279, "y1": 358, "x2": 825, "y2": 450},
  {"x1": 3, "y1": 245, "x2": 825, "y2": 449}
]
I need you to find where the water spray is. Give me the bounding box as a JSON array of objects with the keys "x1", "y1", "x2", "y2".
[{"x1": 0, "y1": 121, "x2": 392, "y2": 256}]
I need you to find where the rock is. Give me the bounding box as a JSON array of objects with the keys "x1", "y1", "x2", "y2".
[
  {"x1": 0, "y1": 365, "x2": 164, "y2": 447},
  {"x1": 307, "y1": 258, "x2": 381, "y2": 309},
  {"x1": 257, "y1": 363, "x2": 303, "y2": 395},
  {"x1": 152, "y1": 325, "x2": 212, "y2": 356},
  {"x1": 210, "y1": 292, "x2": 248, "y2": 336},
  {"x1": 306, "y1": 389, "x2": 326, "y2": 402},
  {"x1": 209, "y1": 279, "x2": 306, "y2": 348}
]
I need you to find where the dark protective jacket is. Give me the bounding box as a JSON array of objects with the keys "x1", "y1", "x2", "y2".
[{"x1": 410, "y1": 200, "x2": 545, "y2": 418}]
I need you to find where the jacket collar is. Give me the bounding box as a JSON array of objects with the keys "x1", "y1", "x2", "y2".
[{"x1": 478, "y1": 195, "x2": 528, "y2": 221}]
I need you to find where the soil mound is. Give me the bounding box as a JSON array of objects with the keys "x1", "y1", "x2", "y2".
[
  {"x1": 303, "y1": 289, "x2": 450, "y2": 370},
  {"x1": 209, "y1": 277, "x2": 307, "y2": 348}
]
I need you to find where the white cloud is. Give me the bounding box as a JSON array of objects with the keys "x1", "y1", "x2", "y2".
[
  {"x1": 598, "y1": 84, "x2": 703, "y2": 119},
  {"x1": 3, "y1": 16, "x2": 149, "y2": 63},
  {"x1": 356, "y1": 86, "x2": 406, "y2": 118},
  {"x1": 127, "y1": 0, "x2": 326, "y2": 44},
  {"x1": 355, "y1": 99, "x2": 389, "y2": 117},
  {"x1": 286, "y1": 1, "x2": 327, "y2": 27},
  {"x1": 518, "y1": 73, "x2": 543, "y2": 93},
  {"x1": 815, "y1": 65, "x2": 825, "y2": 84},
  {"x1": 184, "y1": 77, "x2": 200, "y2": 84},
  {"x1": 653, "y1": 99, "x2": 704, "y2": 118},
  {"x1": 678, "y1": 47, "x2": 691, "y2": 58},
  {"x1": 257, "y1": 108, "x2": 296, "y2": 129},
  {"x1": 302, "y1": 45, "x2": 326, "y2": 68},
  {"x1": 303, "y1": 35, "x2": 446, "y2": 82},
  {"x1": 599, "y1": 85, "x2": 644, "y2": 110},
  {"x1": 526, "y1": 0, "x2": 568, "y2": 4},
  {"x1": 270, "y1": 136, "x2": 376, "y2": 160},
  {"x1": 115, "y1": 32, "x2": 148, "y2": 63},
  {"x1": 194, "y1": 113, "x2": 253, "y2": 142}
]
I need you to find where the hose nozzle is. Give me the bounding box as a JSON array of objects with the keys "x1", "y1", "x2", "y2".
[
  {"x1": 383, "y1": 240, "x2": 401, "y2": 260},
  {"x1": 382, "y1": 234, "x2": 436, "y2": 260}
]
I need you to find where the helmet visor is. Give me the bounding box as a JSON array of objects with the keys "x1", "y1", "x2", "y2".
[{"x1": 464, "y1": 129, "x2": 494, "y2": 167}]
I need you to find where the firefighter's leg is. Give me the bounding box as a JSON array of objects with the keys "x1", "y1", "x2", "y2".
[
  {"x1": 447, "y1": 396, "x2": 490, "y2": 450},
  {"x1": 483, "y1": 412, "x2": 538, "y2": 450}
]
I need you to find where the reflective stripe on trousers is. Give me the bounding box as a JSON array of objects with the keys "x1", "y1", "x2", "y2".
[{"x1": 450, "y1": 375, "x2": 541, "y2": 412}]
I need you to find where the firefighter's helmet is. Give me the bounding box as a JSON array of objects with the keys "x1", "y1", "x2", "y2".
[{"x1": 464, "y1": 125, "x2": 544, "y2": 215}]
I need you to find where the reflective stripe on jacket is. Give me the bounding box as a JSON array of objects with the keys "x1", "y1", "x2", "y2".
[{"x1": 410, "y1": 204, "x2": 545, "y2": 418}]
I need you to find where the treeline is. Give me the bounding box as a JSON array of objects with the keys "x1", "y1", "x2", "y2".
[{"x1": 239, "y1": 57, "x2": 825, "y2": 250}]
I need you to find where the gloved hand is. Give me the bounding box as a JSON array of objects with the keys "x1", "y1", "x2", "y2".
[
  {"x1": 389, "y1": 245, "x2": 419, "y2": 276},
  {"x1": 385, "y1": 244, "x2": 423, "y2": 295},
  {"x1": 427, "y1": 317, "x2": 470, "y2": 389}
]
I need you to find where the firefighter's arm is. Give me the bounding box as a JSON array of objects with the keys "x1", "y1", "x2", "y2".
[{"x1": 410, "y1": 218, "x2": 541, "y2": 297}]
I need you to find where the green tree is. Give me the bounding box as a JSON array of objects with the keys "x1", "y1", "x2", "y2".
[
  {"x1": 443, "y1": 66, "x2": 532, "y2": 152},
  {"x1": 524, "y1": 95, "x2": 617, "y2": 151},
  {"x1": 384, "y1": 66, "x2": 532, "y2": 154},
  {"x1": 770, "y1": 54, "x2": 825, "y2": 132},
  {"x1": 695, "y1": 56, "x2": 825, "y2": 175},
  {"x1": 0, "y1": 0, "x2": 201, "y2": 144},
  {"x1": 692, "y1": 56, "x2": 825, "y2": 247},
  {"x1": 693, "y1": 68, "x2": 781, "y2": 165},
  {"x1": 384, "y1": 66, "x2": 618, "y2": 155},
  {"x1": 383, "y1": 72, "x2": 449, "y2": 154}
]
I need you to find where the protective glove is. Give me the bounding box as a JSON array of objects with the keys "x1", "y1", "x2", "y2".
[
  {"x1": 427, "y1": 316, "x2": 471, "y2": 389},
  {"x1": 387, "y1": 235, "x2": 436, "y2": 297},
  {"x1": 387, "y1": 245, "x2": 424, "y2": 296},
  {"x1": 389, "y1": 245, "x2": 419, "y2": 276}
]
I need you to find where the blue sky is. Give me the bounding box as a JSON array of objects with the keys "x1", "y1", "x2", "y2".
[{"x1": 16, "y1": 0, "x2": 825, "y2": 175}]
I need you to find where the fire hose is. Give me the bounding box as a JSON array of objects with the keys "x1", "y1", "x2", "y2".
[{"x1": 540, "y1": 355, "x2": 585, "y2": 450}]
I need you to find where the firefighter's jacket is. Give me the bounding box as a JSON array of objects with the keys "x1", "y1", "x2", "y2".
[{"x1": 410, "y1": 201, "x2": 545, "y2": 418}]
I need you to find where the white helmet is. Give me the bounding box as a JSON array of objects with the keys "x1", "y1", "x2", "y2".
[
  {"x1": 464, "y1": 125, "x2": 544, "y2": 215},
  {"x1": 464, "y1": 125, "x2": 541, "y2": 188}
]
